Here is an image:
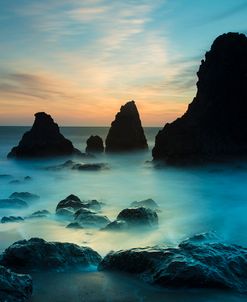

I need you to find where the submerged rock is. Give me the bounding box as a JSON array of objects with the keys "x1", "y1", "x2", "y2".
[
  {"x1": 47, "y1": 160, "x2": 109, "y2": 171},
  {"x1": 0, "y1": 265, "x2": 32, "y2": 302},
  {"x1": 103, "y1": 207, "x2": 158, "y2": 232},
  {"x1": 86, "y1": 135, "x2": 104, "y2": 153},
  {"x1": 27, "y1": 210, "x2": 50, "y2": 219},
  {"x1": 1, "y1": 216, "x2": 24, "y2": 223},
  {"x1": 9, "y1": 192, "x2": 40, "y2": 202},
  {"x1": 105, "y1": 101, "x2": 148, "y2": 152},
  {"x1": 0, "y1": 238, "x2": 102, "y2": 272},
  {"x1": 7, "y1": 112, "x2": 80, "y2": 158},
  {"x1": 99, "y1": 232, "x2": 247, "y2": 292},
  {"x1": 153, "y1": 33, "x2": 247, "y2": 164},
  {"x1": 130, "y1": 198, "x2": 159, "y2": 210},
  {"x1": 74, "y1": 208, "x2": 110, "y2": 228},
  {"x1": 0, "y1": 198, "x2": 28, "y2": 209}
]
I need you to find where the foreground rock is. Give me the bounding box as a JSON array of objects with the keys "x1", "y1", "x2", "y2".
[
  {"x1": 0, "y1": 265, "x2": 32, "y2": 302},
  {"x1": 0, "y1": 238, "x2": 101, "y2": 272},
  {"x1": 153, "y1": 33, "x2": 247, "y2": 164},
  {"x1": 0, "y1": 198, "x2": 28, "y2": 209},
  {"x1": 8, "y1": 112, "x2": 80, "y2": 158},
  {"x1": 9, "y1": 192, "x2": 40, "y2": 202},
  {"x1": 1, "y1": 216, "x2": 24, "y2": 223},
  {"x1": 47, "y1": 160, "x2": 109, "y2": 171},
  {"x1": 99, "y1": 232, "x2": 247, "y2": 292},
  {"x1": 105, "y1": 101, "x2": 148, "y2": 152},
  {"x1": 86, "y1": 135, "x2": 104, "y2": 153},
  {"x1": 130, "y1": 198, "x2": 159, "y2": 210},
  {"x1": 102, "y1": 207, "x2": 158, "y2": 231}
]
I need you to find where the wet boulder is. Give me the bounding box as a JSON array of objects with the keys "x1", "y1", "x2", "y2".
[
  {"x1": 56, "y1": 194, "x2": 83, "y2": 214},
  {"x1": 130, "y1": 198, "x2": 159, "y2": 210},
  {"x1": 0, "y1": 238, "x2": 102, "y2": 272},
  {"x1": 0, "y1": 198, "x2": 28, "y2": 209},
  {"x1": 74, "y1": 208, "x2": 110, "y2": 228},
  {"x1": 47, "y1": 160, "x2": 108, "y2": 171},
  {"x1": 101, "y1": 220, "x2": 128, "y2": 232},
  {"x1": 27, "y1": 210, "x2": 50, "y2": 219},
  {"x1": 7, "y1": 112, "x2": 80, "y2": 158},
  {"x1": 9, "y1": 192, "x2": 40, "y2": 202},
  {"x1": 66, "y1": 222, "x2": 84, "y2": 229},
  {"x1": 86, "y1": 135, "x2": 104, "y2": 153},
  {"x1": 0, "y1": 265, "x2": 32, "y2": 302},
  {"x1": 105, "y1": 101, "x2": 148, "y2": 152},
  {"x1": 1, "y1": 216, "x2": 24, "y2": 223},
  {"x1": 99, "y1": 232, "x2": 247, "y2": 292}
]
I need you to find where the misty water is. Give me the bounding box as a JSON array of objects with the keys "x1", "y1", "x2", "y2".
[{"x1": 1, "y1": 126, "x2": 247, "y2": 301}]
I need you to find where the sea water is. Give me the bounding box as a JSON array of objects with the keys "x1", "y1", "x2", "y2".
[{"x1": 0, "y1": 126, "x2": 247, "y2": 301}]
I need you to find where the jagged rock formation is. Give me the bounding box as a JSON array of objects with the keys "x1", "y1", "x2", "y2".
[
  {"x1": 153, "y1": 33, "x2": 247, "y2": 164},
  {"x1": 99, "y1": 232, "x2": 247, "y2": 292},
  {"x1": 0, "y1": 265, "x2": 32, "y2": 302},
  {"x1": 105, "y1": 101, "x2": 148, "y2": 152},
  {"x1": 8, "y1": 112, "x2": 79, "y2": 158},
  {"x1": 86, "y1": 135, "x2": 104, "y2": 153},
  {"x1": 0, "y1": 238, "x2": 101, "y2": 272}
]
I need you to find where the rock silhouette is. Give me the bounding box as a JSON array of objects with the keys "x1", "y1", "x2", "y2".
[
  {"x1": 86, "y1": 135, "x2": 104, "y2": 153},
  {"x1": 153, "y1": 32, "x2": 247, "y2": 164},
  {"x1": 8, "y1": 112, "x2": 79, "y2": 158},
  {"x1": 105, "y1": 101, "x2": 148, "y2": 152}
]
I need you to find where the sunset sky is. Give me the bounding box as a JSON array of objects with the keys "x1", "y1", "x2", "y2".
[{"x1": 0, "y1": 0, "x2": 246, "y2": 126}]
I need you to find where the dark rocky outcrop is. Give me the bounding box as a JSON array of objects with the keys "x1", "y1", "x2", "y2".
[
  {"x1": 86, "y1": 135, "x2": 104, "y2": 153},
  {"x1": 0, "y1": 238, "x2": 101, "y2": 272},
  {"x1": 0, "y1": 265, "x2": 32, "y2": 302},
  {"x1": 105, "y1": 101, "x2": 148, "y2": 152},
  {"x1": 99, "y1": 232, "x2": 247, "y2": 292},
  {"x1": 66, "y1": 222, "x2": 84, "y2": 229},
  {"x1": 56, "y1": 194, "x2": 82, "y2": 214},
  {"x1": 130, "y1": 198, "x2": 159, "y2": 210},
  {"x1": 7, "y1": 112, "x2": 80, "y2": 158},
  {"x1": 74, "y1": 208, "x2": 110, "y2": 228},
  {"x1": 1, "y1": 216, "x2": 24, "y2": 223},
  {"x1": 103, "y1": 207, "x2": 158, "y2": 231},
  {"x1": 153, "y1": 33, "x2": 247, "y2": 164},
  {"x1": 9, "y1": 192, "x2": 40, "y2": 202},
  {"x1": 0, "y1": 198, "x2": 28, "y2": 209}
]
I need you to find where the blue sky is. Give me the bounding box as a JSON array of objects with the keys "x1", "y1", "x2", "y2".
[{"x1": 0, "y1": 0, "x2": 246, "y2": 125}]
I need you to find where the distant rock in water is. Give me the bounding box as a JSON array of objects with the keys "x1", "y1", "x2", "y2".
[
  {"x1": 0, "y1": 238, "x2": 102, "y2": 272},
  {"x1": 86, "y1": 135, "x2": 104, "y2": 153},
  {"x1": 153, "y1": 32, "x2": 247, "y2": 164},
  {"x1": 1, "y1": 216, "x2": 24, "y2": 223},
  {"x1": 0, "y1": 265, "x2": 32, "y2": 302},
  {"x1": 9, "y1": 192, "x2": 40, "y2": 202},
  {"x1": 99, "y1": 232, "x2": 247, "y2": 292},
  {"x1": 8, "y1": 112, "x2": 80, "y2": 158},
  {"x1": 105, "y1": 101, "x2": 148, "y2": 152}
]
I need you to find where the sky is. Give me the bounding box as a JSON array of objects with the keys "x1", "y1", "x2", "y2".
[{"x1": 0, "y1": 0, "x2": 246, "y2": 126}]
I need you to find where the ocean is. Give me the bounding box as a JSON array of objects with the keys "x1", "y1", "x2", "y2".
[{"x1": 0, "y1": 126, "x2": 247, "y2": 301}]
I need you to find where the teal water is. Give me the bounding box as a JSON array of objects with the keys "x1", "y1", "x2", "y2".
[{"x1": 0, "y1": 126, "x2": 247, "y2": 301}]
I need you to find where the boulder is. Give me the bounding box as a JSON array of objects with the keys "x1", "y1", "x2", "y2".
[
  {"x1": 66, "y1": 222, "x2": 84, "y2": 229},
  {"x1": 56, "y1": 194, "x2": 82, "y2": 213},
  {"x1": 47, "y1": 160, "x2": 109, "y2": 171},
  {"x1": 86, "y1": 135, "x2": 104, "y2": 153},
  {"x1": 1, "y1": 216, "x2": 24, "y2": 223},
  {"x1": 99, "y1": 232, "x2": 247, "y2": 292},
  {"x1": 0, "y1": 265, "x2": 32, "y2": 302},
  {"x1": 105, "y1": 101, "x2": 148, "y2": 152},
  {"x1": 103, "y1": 207, "x2": 158, "y2": 232},
  {"x1": 74, "y1": 208, "x2": 110, "y2": 228},
  {"x1": 153, "y1": 32, "x2": 247, "y2": 164},
  {"x1": 9, "y1": 192, "x2": 40, "y2": 202},
  {"x1": 7, "y1": 112, "x2": 80, "y2": 158},
  {"x1": 0, "y1": 238, "x2": 101, "y2": 272},
  {"x1": 0, "y1": 198, "x2": 28, "y2": 209},
  {"x1": 130, "y1": 198, "x2": 159, "y2": 210}
]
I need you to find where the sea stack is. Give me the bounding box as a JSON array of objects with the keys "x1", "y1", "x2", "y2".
[
  {"x1": 85, "y1": 135, "x2": 104, "y2": 153},
  {"x1": 105, "y1": 101, "x2": 148, "y2": 152},
  {"x1": 153, "y1": 32, "x2": 247, "y2": 164},
  {"x1": 8, "y1": 112, "x2": 79, "y2": 158}
]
